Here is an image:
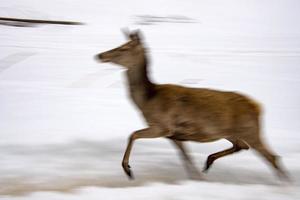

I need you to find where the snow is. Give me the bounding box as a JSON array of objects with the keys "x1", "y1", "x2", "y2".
[{"x1": 0, "y1": 0, "x2": 300, "y2": 199}]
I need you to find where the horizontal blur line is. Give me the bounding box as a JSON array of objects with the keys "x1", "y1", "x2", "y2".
[{"x1": 0, "y1": 17, "x2": 84, "y2": 25}]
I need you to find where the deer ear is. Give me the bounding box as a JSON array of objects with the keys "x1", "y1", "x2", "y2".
[
  {"x1": 129, "y1": 30, "x2": 142, "y2": 42},
  {"x1": 121, "y1": 28, "x2": 142, "y2": 42},
  {"x1": 121, "y1": 28, "x2": 131, "y2": 39}
]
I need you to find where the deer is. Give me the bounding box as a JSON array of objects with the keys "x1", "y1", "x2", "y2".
[{"x1": 95, "y1": 30, "x2": 289, "y2": 181}]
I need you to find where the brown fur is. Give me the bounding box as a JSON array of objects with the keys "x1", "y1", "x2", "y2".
[{"x1": 95, "y1": 30, "x2": 288, "y2": 181}]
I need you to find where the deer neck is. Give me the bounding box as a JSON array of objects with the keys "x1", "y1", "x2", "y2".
[{"x1": 126, "y1": 58, "x2": 155, "y2": 108}]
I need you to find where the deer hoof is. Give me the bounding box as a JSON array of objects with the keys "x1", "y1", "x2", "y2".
[
  {"x1": 202, "y1": 156, "x2": 215, "y2": 173},
  {"x1": 122, "y1": 163, "x2": 134, "y2": 180},
  {"x1": 202, "y1": 163, "x2": 212, "y2": 173}
]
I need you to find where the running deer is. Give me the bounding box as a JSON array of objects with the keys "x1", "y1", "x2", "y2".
[{"x1": 95, "y1": 30, "x2": 289, "y2": 181}]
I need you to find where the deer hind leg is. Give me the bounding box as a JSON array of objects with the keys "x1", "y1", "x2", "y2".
[
  {"x1": 245, "y1": 136, "x2": 290, "y2": 181},
  {"x1": 170, "y1": 139, "x2": 203, "y2": 180},
  {"x1": 122, "y1": 127, "x2": 167, "y2": 179},
  {"x1": 203, "y1": 139, "x2": 249, "y2": 172}
]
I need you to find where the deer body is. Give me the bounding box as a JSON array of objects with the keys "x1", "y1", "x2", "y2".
[{"x1": 96, "y1": 30, "x2": 288, "y2": 181}]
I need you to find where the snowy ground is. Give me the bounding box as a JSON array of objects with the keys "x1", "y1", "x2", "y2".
[{"x1": 0, "y1": 0, "x2": 300, "y2": 199}]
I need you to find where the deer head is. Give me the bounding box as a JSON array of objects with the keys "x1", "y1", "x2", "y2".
[{"x1": 95, "y1": 30, "x2": 146, "y2": 69}]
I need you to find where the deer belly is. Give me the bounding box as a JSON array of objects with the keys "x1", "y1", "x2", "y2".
[{"x1": 170, "y1": 121, "x2": 228, "y2": 142}]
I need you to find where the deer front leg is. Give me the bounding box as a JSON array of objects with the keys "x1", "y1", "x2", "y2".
[
  {"x1": 122, "y1": 127, "x2": 166, "y2": 179},
  {"x1": 170, "y1": 139, "x2": 203, "y2": 180}
]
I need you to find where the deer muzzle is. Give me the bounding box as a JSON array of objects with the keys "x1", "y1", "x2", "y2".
[{"x1": 95, "y1": 52, "x2": 111, "y2": 63}]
